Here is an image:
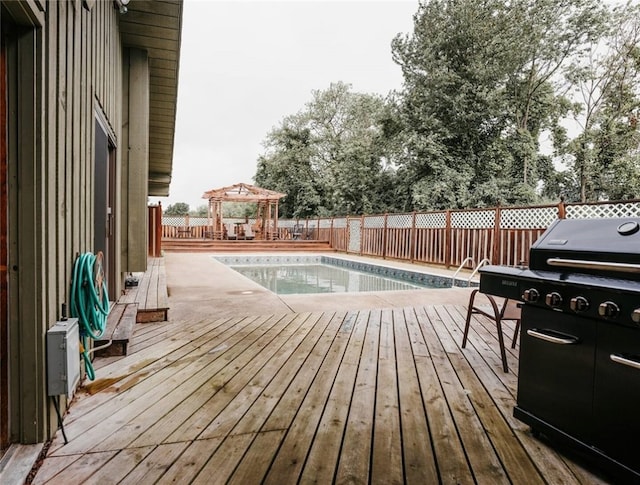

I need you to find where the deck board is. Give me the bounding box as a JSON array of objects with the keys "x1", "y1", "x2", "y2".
[
  {"x1": 36, "y1": 305, "x2": 611, "y2": 485},
  {"x1": 371, "y1": 309, "x2": 403, "y2": 485},
  {"x1": 120, "y1": 257, "x2": 169, "y2": 322}
]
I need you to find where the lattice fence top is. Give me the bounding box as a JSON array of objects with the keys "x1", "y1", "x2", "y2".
[
  {"x1": 190, "y1": 218, "x2": 209, "y2": 227},
  {"x1": 363, "y1": 216, "x2": 385, "y2": 229},
  {"x1": 162, "y1": 216, "x2": 254, "y2": 227},
  {"x1": 161, "y1": 200, "x2": 640, "y2": 231},
  {"x1": 333, "y1": 218, "x2": 348, "y2": 228},
  {"x1": 500, "y1": 207, "x2": 556, "y2": 229},
  {"x1": 162, "y1": 216, "x2": 190, "y2": 226},
  {"x1": 416, "y1": 212, "x2": 447, "y2": 228},
  {"x1": 387, "y1": 213, "x2": 413, "y2": 229},
  {"x1": 278, "y1": 220, "x2": 297, "y2": 229},
  {"x1": 451, "y1": 210, "x2": 495, "y2": 229},
  {"x1": 567, "y1": 202, "x2": 640, "y2": 219}
]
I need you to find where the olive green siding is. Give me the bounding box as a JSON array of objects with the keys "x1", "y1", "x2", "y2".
[
  {"x1": 1, "y1": 0, "x2": 182, "y2": 444},
  {"x1": 122, "y1": 48, "x2": 150, "y2": 272}
]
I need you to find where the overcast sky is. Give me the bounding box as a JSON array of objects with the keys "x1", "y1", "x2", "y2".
[{"x1": 159, "y1": 0, "x2": 419, "y2": 210}]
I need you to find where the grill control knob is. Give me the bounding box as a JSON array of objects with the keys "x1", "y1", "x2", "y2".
[
  {"x1": 632, "y1": 309, "x2": 640, "y2": 324},
  {"x1": 598, "y1": 301, "x2": 620, "y2": 319},
  {"x1": 570, "y1": 296, "x2": 590, "y2": 313},
  {"x1": 523, "y1": 288, "x2": 540, "y2": 303},
  {"x1": 545, "y1": 292, "x2": 563, "y2": 308}
]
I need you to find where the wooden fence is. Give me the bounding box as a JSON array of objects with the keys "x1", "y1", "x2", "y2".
[{"x1": 160, "y1": 199, "x2": 640, "y2": 270}]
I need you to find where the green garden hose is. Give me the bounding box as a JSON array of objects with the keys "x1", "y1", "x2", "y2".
[{"x1": 70, "y1": 252, "x2": 110, "y2": 380}]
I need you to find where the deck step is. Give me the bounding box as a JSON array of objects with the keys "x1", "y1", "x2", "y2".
[
  {"x1": 94, "y1": 303, "x2": 138, "y2": 357},
  {"x1": 119, "y1": 257, "x2": 169, "y2": 322},
  {"x1": 162, "y1": 239, "x2": 334, "y2": 253}
]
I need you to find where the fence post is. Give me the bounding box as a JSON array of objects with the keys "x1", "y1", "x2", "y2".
[
  {"x1": 148, "y1": 203, "x2": 162, "y2": 257},
  {"x1": 410, "y1": 211, "x2": 417, "y2": 263},
  {"x1": 382, "y1": 213, "x2": 388, "y2": 259},
  {"x1": 492, "y1": 205, "x2": 501, "y2": 265},
  {"x1": 330, "y1": 217, "x2": 334, "y2": 248},
  {"x1": 445, "y1": 210, "x2": 451, "y2": 268},
  {"x1": 360, "y1": 214, "x2": 365, "y2": 256},
  {"x1": 557, "y1": 196, "x2": 566, "y2": 219}
]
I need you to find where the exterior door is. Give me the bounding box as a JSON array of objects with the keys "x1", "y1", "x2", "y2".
[
  {"x1": 0, "y1": 13, "x2": 9, "y2": 454},
  {"x1": 94, "y1": 119, "x2": 116, "y2": 298}
]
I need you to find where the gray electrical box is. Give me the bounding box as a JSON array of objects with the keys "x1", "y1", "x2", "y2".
[{"x1": 47, "y1": 318, "x2": 81, "y2": 397}]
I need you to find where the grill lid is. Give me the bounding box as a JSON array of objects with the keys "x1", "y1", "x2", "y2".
[{"x1": 529, "y1": 218, "x2": 640, "y2": 280}]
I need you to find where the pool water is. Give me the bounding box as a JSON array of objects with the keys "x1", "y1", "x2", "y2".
[{"x1": 229, "y1": 262, "x2": 443, "y2": 295}]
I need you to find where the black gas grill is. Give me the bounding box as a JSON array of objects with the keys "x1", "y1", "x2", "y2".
[{"x1": 479, "y1": 218, "x2": 640, "y2": 483}]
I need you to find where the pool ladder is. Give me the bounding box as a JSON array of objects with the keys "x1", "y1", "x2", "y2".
[{"x1": 451, "y1": 257, "x2": 491, "y2": 287}]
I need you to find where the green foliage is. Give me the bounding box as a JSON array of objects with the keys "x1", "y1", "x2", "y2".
[
  {"x1": 190, "y1": 205, "x2": 208, "y2": 217},
  {"x1": 563, "y1": 1, "x2": 640, "y2": 201},
  {"x1": 222, "y1": 202, "x2": 257, "y2": 218},
  {"x1": 255, "y1": 82, "x2": 405, "y2": 217},
  {"x1": 164, "y1": 202, "x2": 189, "y2": 215},
  {"x1": 391, "y1": 0, "x2": 608, "y2": 209},
  {"x1": 251, "y1": 0, "x2": 639, "y2": 212}
]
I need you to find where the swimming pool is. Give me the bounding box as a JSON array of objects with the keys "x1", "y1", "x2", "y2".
[{"x1": 214, "y1": 255, "x2": 476, "y2": 295}]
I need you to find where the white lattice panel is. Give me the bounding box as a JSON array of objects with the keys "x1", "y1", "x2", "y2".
[
  {"x1": 500, "y1": 207, "x2": 556, "y2": 229},
  {"x1": 162, "y1": 216, "x2": 188, "y2": 226},
  {"x1": 348, "y1": 219, "x2": 361, "y2": 252},
  {"x1": 451, "y1": 210, "x2": 495, "y2": 229},
  {"x1": 278, "y1": 220, "x2": 296, "y2": 229},
  {"x1": 567, "y1": 202, "x2": 640, "y2": 219},
  {"x1": 387, "y1": 214, "x2": 413, "y2": 229},
  {"x1": 416, "y1": 212, "x2": 447, "y2": 228},
  {"x1": 364, "y1": 216, "x2": 385, "y2": 228},
  {"x1": 319, "y1": 219, "x2": 332, "y2": 229},
  {"x1": 189, "y1": 217, "x2": 209, "y2": 227},
  {"x1": 333, "y1": 218, "x2": 347, "y2": 228}
]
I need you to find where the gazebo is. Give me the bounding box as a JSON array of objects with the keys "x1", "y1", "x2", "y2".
[{"x1": 202, "y1": 183, "x2": 286, "y2": 240}]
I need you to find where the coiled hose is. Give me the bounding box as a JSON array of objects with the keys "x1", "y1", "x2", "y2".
[{"x1": 70, "y1": 252, "x2": 110, "y2": 380}]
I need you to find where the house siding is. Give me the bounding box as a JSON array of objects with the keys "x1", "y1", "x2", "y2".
[{"x1": 0, "y1": 0, "x2": 180, "y2": 444}]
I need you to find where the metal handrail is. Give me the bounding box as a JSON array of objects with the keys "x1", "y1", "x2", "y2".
[
  {"x1": 468, "y1": 258, "x2": 491, "y2": 283},
  {"x1": 451, "y1": 257, "x2": 474, "y2": 287},
  {"x1": 451, "y1": 257, "x2": 491, "y2": 287}
]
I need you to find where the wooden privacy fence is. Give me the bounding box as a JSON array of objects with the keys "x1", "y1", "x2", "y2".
[
  {"x1": 280, "y1": 199, "x2": 640, "y2": 269},
  {"x1": 159, "y1": 199, "x2": 640, "y2": 270}
]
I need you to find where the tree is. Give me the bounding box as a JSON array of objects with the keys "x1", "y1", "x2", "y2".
[
  {"x1": 255, "y1": 117, "x2": 324, "y2": 218},
  {"x1": 391, "y1": 0, "x2": 607, "y2": 209},
  {"x1": 223, "y1": 202, "x2": 257, "y2": 218},
  {"x1": 191, "y1": 205, "x2": 208, "y2": 217},
  {"x1": 563, "y1": 1, "x2": 640, "y2": 201},
  {"x1": 255, "y1": 82, "x2": 404, "y2": 217},
  {"x1": 164, "y1": 202, "x2": 189, "y2": 215}
]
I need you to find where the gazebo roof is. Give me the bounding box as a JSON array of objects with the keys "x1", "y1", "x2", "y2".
[{"x1": 202, "y1": 183, "x2": 286, "y2": 202}]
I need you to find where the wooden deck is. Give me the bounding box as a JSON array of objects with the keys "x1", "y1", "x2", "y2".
[
  {"x1": 32, "y1": 305, "x2": 609, "y2": 484},
  {"x1": 119, "y1": 258, "x2": 169, "y2": 322}
]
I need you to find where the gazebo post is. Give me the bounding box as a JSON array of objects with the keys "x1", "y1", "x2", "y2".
[
  {"x1": 207, "y1": 198, "x2": 213, "y2": 239},
  {"x1": 268, "y1": 202, "x2": 274, "y2": 240},
  {"x1": 218, "y1": 200, "x2": 223, "y2": 238},
  {"x1": 274, "y1": 199, "x2": 279, "y2": 239}
]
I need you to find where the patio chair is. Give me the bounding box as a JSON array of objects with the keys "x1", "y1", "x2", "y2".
[
  {"x1": 305, "y1": 226, "x2": 315, "y2": 240},
  {"x1": 244, "y1": 224, "x2": 255, "y2": 240},
  {"x1": 461, "y1": 289, "x2": 521, "y2": 372},
  {"x1": 226, "y1": 223, "x2": 236, "y2": 240},
  {"x1": 292, "y1": 224, "x2": 303, "y2": 240}
]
